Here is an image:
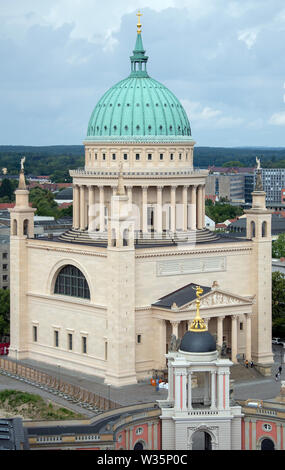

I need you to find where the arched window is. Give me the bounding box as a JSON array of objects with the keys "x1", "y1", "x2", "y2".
[
  {"x1": 23, "y1": 219, "x2": 29, "y2": 236},
  {"x1": 54, "y1": 265, "x2": 90, "y2": 299},
  {"x1": 262, "y1": 221, "x2": 267, "y2": 237},
  {"x1": 251, "y1": 221, "x2": 256, "y2": 238},
  {"x1": 261, "y1": 438, "x2": 275, "y2": 451},
  {"x1": 12, "y1": 219, "x2": 17, "y2": 236}
]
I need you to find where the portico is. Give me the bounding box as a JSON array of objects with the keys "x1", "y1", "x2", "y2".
[{"x1": 152, "y1": 283, "x2": 254, "y2": 363}]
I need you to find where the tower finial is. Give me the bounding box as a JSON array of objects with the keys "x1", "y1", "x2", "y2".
[
  {"x1": 116, "y1": 162, "x2": 125, "y2": 196},
  {"x1": 137, "y1": 10, "x2": 143, "y2": 34},
  {"x1": 189, "y1": 286, "x2": 207, "y2": 332},
  {"x1": 18, "y1": 156, "x2": 27, "y2": 190}
]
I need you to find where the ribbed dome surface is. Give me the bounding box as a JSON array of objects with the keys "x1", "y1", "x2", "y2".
[{"x1": 85, "y1": 32, "x2": 192, "y2": 143}]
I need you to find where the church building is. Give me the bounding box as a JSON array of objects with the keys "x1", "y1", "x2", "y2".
[{"x1": 9, "y1": 14, "x2": 273, "y2": 386}]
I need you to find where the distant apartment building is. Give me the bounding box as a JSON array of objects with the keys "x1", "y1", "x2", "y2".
[
  {"x1": 206, "y1": 173, "x2": 246, "y2": 202},
  {"x1": 258, "y1": 168, "x2": 285, "y2": 204}
]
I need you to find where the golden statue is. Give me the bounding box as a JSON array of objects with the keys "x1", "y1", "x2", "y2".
[{"x1": 189, "y1": 285, "x2": 207, "y2": 332}]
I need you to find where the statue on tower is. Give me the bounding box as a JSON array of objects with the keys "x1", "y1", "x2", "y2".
[
  {"x1": 20, "y1": 156, "x2": 26, "y2": 172},
  {"x1": 255, "y1": 156, "x2": 263, "y2": 191}
]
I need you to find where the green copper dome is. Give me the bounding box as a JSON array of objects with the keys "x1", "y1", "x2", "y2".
[{"x1": 85, "y1": 32, "x2": 192, "y2": 143}]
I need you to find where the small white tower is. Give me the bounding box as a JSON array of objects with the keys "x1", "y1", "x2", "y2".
[
  {"x1": 9, "y1": 159, "x2": 36, "y2": 360},
  {"x1": 105, "y1": 164, "x2": 137, "y2": 386},
  {"x1": 244, "y1": 159, "x2": 274, "y2": 374},
  {"x1": 158, "y1": 286, "x2": 242, "y2": 450}
]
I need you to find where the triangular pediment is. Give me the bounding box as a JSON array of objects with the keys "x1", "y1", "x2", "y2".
[{"x1": 184, "y1": 289, "x2": 253, "y2": 311}]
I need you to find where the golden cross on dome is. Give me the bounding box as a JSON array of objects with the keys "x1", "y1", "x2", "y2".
[{"x1": 137, "y1": 10, "x2": 143, "y2": 34}]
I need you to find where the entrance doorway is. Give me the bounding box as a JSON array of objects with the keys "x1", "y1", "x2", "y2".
[{"x1": 192, "y1": 431, "x2": 212, "y2": 450}]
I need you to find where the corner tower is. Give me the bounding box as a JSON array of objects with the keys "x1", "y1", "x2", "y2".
[
  {"x1": 245, "y1": 159, "x2": 274, "y2": 374},
  {"x1": 9, "y1": 159, "x2": 36, "y2": 360}
]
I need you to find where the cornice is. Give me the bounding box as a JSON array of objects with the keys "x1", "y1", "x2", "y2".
[
  {"x1": 27, "y1": 241, "x2": 107, "y2": 258},
  {"x1": 135, "y1": 244, "x2": 253, "y2": 259}
]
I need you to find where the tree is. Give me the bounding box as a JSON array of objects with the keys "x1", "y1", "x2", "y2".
[
  {"x1": 0, "y1": 289, "x2": 10, "y2": 337},
  {"x1": 205, "y1": 201, "x2": 243, "y2": 224},
  {"x1": 272, "y1": 271, "x2": 285, "y2": 338},
  {"x1": 0, "y1": 179, "x2": 17, "y2": 201},
  {"x1": 272, "y1": 233, "x2": 285, "y2": 259}
]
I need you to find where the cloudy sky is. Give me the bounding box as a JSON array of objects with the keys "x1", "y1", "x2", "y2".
[{"x1": 0, "y1": 0, "x2": 284, "y2": 147}]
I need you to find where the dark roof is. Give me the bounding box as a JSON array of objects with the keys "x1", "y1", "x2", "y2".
[
  {"x1": 152, "y1": 283, "x2": 212, "y2": 310},
  {"x1": 55, "y1": 187, "x2": 73, "y2": 200},
  {"x1": 180, "y1": 330, "x2": 216, "y2": 353},
  {"x1": 228, "y1": 214, "x2": 285, "y2": 237}
]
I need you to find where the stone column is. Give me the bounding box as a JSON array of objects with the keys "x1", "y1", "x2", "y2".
[
  {"x1": 88, "y1": 185, "x2": 95, "y2": 231},
  {"x1": 190, "y1": 185, "x2": 197, "y2": 230},
  {"x1": 217, "y1": 371, "x2": 224, "y2": 409},
  {"x1": 156, "y1": 186, "x2": 163, "y2": 233},
  {"x1": 181, "y1": 371, "x2": 187, "y2": 411},
  {"x1": 142, "y1": 186, "x2": 148, "y2": 233},
  {"x1": 127, "y1": 186, "x2": 132, "y2": 212},
  {"x1": 170, "y1": 186, "x2": 176, "y2": 233},
  {"x1": 196, "y1": 185, "x2": 203, "y2": 230},
  {"x1": 80, "y1": 185, "x2": 85, "y2": 230},
  {"x1": 73, "y1": 185, "x2": 80, "y2": 230},
  {"x1": 217, "y1": 316, "x2": 225, "y2": 347},
  {"x1": 182, "y1": 185, "x2": 188, "y2": 231},
  {"x1": 211, "y1": 371, "x2": 216, "y2": 409},
  {"x1": 245, "y1": 314, "x2": 252, "y2": 361},
  {"x1": 187, "y1": 371, "x2": 192, "y2": 409},
  {"x1": 174, "y1": 369, "x2": 180, "y2": 409},
  {"x1": 99, "y1": 186, "x2": 105, "y2": 232},
  {"x1": 231, "y1": 315, "x2": 238, "y2": 363},
  {"x1": 170, "y1": 321, "x2": 180, "y2": 339},
  {"x1": 201, "y1": 184, "x2": 206, "y2": 228}
]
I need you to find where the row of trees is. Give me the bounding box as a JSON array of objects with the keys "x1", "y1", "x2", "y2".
[{"x1": 0, "y1": 179, "x2": 72, "y2": 219}]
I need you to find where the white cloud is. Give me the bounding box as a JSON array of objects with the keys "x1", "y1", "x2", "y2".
[
  {"x1": 238, "y1": 29, "x2": 258, "y2": 49},
  {"x1": 181, "y1": 100, "x2": 243, "y2": 129},
  {"x1": 269, "y1": 112, "x2": 285, "y2": 126}
]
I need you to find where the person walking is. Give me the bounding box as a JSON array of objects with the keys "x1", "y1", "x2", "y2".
[
  {"x1": 250, "y1": 361, "x2": 254, "y2": 368},
  {"x1": 278, "y1": 365, "x2": 282, "y2": 375},
  {"x1": 245, "y1": 359, "x2": 249, "y2": 368}
]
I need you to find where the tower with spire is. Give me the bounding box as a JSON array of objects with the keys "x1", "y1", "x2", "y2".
[
  {"x1": 244, "y1": 158, "x2": 274, "y2": 373},
  {"x1": 105, "y1": 163, "x2": 136, "y2": 386},
  {"x1": 9, "y1": 159, "x2": 36, "y2": 360}
]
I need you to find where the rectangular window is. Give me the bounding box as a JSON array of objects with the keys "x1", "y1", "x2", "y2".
[
  {"x1": 137, "y1": 334, "x2": 142, "y2": 344},
  {"x1": 33, "y1": 326, "x2": 38, "y2": 342},
  {"x1": 179, "y1": 153, "x2": 182, "y2": 160},
  {"x1": 124, "y1": 153, "x2": 128, "y2": 160},
  {"x1": 112, "y1": 154, "x2": 116, "y2": 160},
  {"x1": 136, "y1": 154, "x2": 140, "y2": 160},
  {"x1": 170, "y1": 153, "x2": 174, "y2": 160},
  {"x1": 160, "y1": 154, "x2": 163, "y2": 160},
  {"x1": 240, "y1": 323, "x2": 243, "y2": 331},
  {"x1": 2, "y1": 275, "x2": 8, "y2": 282},
  {"x1": 54, "y1": 331, "x2": 59, "y2": 348},
  {"x1": 102, "y1": 153, "x2": 106, "y2": 160},
  {"x1": 95, "y1": 153, "x2": 98, "y2": 160},
  {"x1": 82, "y1": 336, "x2": 87, "y2": 354},
  {"x1": 148, "y1": 154, "x2": 152, "y2": 160},
  {"x1": 68, "y1": 333, "x2": 73, "y2": 351},
  {"x1": 2, "y1": 253, "x2": 8, "y2": 259},
  {"x1": 2, "y1": 265, "x2": 7, "y2": 271}
]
